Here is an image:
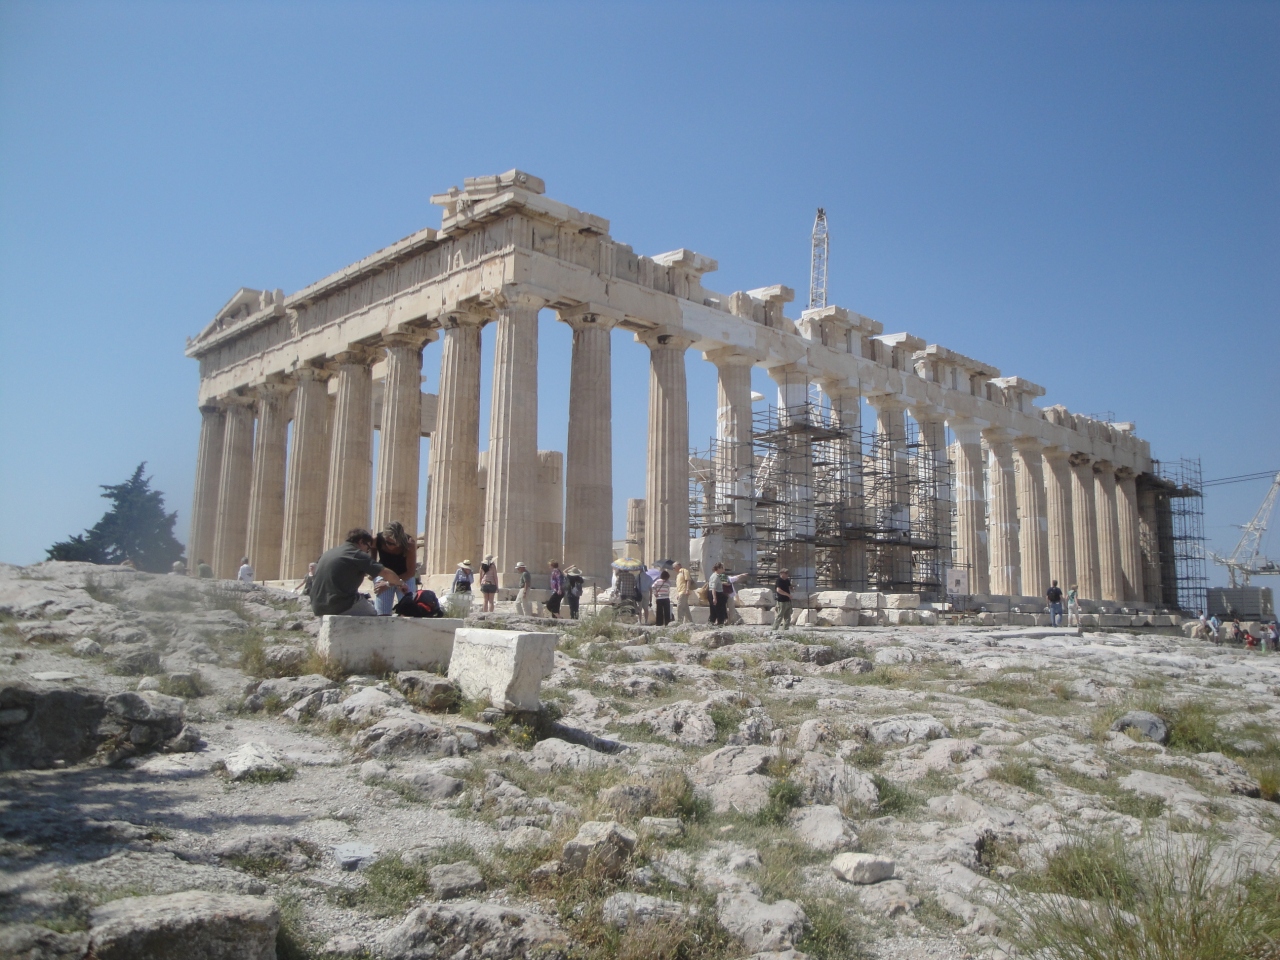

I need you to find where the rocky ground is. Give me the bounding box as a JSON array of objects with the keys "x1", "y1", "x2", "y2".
[{"x1": 1, "y1": 561, "x2": 1278, "y2": 960}]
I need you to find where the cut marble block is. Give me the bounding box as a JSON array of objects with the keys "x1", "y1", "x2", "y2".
[
  {"x1": 884, "y1": 609, "x2": 920, "y2": 625},
  {"x1": 736, "y1": 607, "x2": 774, "y2": 626},
  {"x1": 857, "y1": 593, "x2": 884, "y2": 609},
  {"x1": 814, "y1": 608, "x2": 858, "y2": 627},
  {"x1": 317, "y1": 616, "x2": 462, "y2": 671},
  {"x1": 813, "y1": 591, "x2": 860, "y2": 610},
  {"x1": 883, "y1": 594, "x2": 921, "y2": 609},
  {"x1": 734, "y1": 588, "x2": 775, "y2": 609},
  {"x1": 447, "y1": 628, "x2": 557, "y2": 712}
]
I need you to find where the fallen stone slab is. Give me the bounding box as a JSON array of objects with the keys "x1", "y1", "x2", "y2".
[
  {"x1": 430, "y1": 861, "x2": 486, "y2": 899},
  {"x1": 376, "y1": 901, "x2": 567, "y2": 960},
  {"x1": 602, "y1": 892, "x2": 689, "y2": 928},
  {"x1": 562, "y1": 820, "x2": 637, "y2": 875},
  {"x1": 0, "y1": 681, "x2": 106, "y2": 771},
  {"x1": 316, "y1": 615, "x2": 462, "y2": 672},
  {"x1": 86, "y1": 890, "x2": 278, "y2": 960},
  {"x1": 1110, "y1": 710, "x2": 1169, "y2": 744},
  {"x1": 831, "y1": 852, "x2": 895, "y2": 884},
  {"x1": 447, "y1": 628, "x2": 557, "y2": 712},
  {"x1": 222, "y1": 742, "x2": 287, "y2": 781}
]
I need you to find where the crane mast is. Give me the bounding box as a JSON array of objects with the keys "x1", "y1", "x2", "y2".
[
  {"x1": 809, "y1": 208, "x2": 828, "y2": 310},
  {"x1": 1211, "y1": 470, "x2": 1280, "y2": 587}
]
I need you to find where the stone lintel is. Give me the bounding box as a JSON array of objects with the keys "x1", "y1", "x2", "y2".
[
  {"x1": 653, "y1": 249, "x2": 720, "y2": 277},
  {"x1": 636, "y1": 327, "x2": 696, "y2": 351},
  {"x1": 556, "y1": 302, "x2": 625, "y2": 329},
  {"x1": 991, "y1": 376, "x2": 1047, "y2": 399},
  {"x1": 702, "y1": 346, "x2": 762, "y2": 367},
  {"x1": 746, "y1": 284, "x2": 795, "y2": 304},
  {"x1": 874, "y1": 332, "x2": 928, "y2": 354}
]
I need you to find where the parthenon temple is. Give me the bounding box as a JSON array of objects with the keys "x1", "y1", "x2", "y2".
[{"x1": 186, "y1": 170, "x2": 1183, "y2": 611}]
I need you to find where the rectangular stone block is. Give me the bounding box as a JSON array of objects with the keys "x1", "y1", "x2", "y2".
[
  {"x1": 1077, "y1": 614, "x2": 1099, "y2": 627},
  {"x1": 734, "y1": 588, "x2": 775, "y2": 609},
  {"x1": 736, "y1": 607, "x2": 775, "y2": 625},
  {"x1": 1098, "y1": 614, "x2": 1133, "y2": 627},
  {"x1": 884, "y1": 609, "x2": 920, "y2": 625},
  {"x1": 447, "y1": 628, "x2": 557, "y2": 712},
  {"x1": 1148, "y1": 615, "x2": 1173, "y2": 627},
  {"x1": 917, "y1": 610, "x2": 939, "y2": 626},
  {"x1": 857, "y1": 592, "x2": 884, "y2": 609},
  {"x1": 883, "y1": 594, "x2": 920, "y2": 610},
  {"x1": 317, "y1": 616, "x2": 462, "y2": 672},
  {"x1": 815, "y1": 608, "x2": 859, "y2": 627},
  {"x1": 859, "y1": 611, "x2": 883, "y2": 626},
  {"x1": 813, "y1": 591, "x2": 860, "y2": 610},
  {"x1": 793, "y1": 609, "x2": 816, "y2": 626},
  {"x1": 689, "y1": 606, "x2": 711, "y2": 624}
]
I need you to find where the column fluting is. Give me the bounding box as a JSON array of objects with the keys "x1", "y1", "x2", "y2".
[
  {"x1": 1043, "y1": 447, "x2": 1077, "y2": 590},
  {"x1": 1013, "y1": 437, "x2": 1050, "y2": 598},
  {"x1": 1069, "y1": 453, "x2": 1101, "y2": 600},
  {"x1": 483, "y1": 292, "x2": 544, "y2": 587},
  {"x1": 324, "y1": 350, "x2": 376, "y2": 548},
  {"x1": 951, "y1": 419, "x2": 989, "y2": 596},
  {"x1": 643, "y1": 330, "x2": 693, "y2": 569},
  {"x1": 426, "y1": 314, "x2": 484, "y2": 581},
  {"x1": 188, "y1": 404, "x2": 226, "y2": 575},
  {"x1": 244, "y1": 382, "x2": 292, "y2": 581},
  {"x1": 1116, "y1": 469, "x2": 1144, "y2": 603},
  {"x1": 562, "y1": 312, "x2": 617, "y2": 583},
  {"x1": 827, "y1": 385, "x2": 867, "y2": 590},
  {"x1": 1094, "y1": 461, "x2": 1124, "y2": 603},
  {"x1": 986, "y1": 433, "x2": 1021, "y2": 597},
  {"x1": 212, "y1": 399, "x2": 256, "y2": 578},
  {"x1": 374, "y1": 331, "x2": 435, "y2": 539},
  {"x1": 871, "y1": 398, "x2": 911, "y2": 589},
  {"x1": 280, "y1": 368, "x2": 332, "y2": 579}
]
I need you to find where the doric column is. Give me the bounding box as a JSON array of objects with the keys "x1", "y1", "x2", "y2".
[
  {"x1": 1116, "y1": 468, "x2": 1144, "y2": 603},
  {"x1": 950, "y1": 419, "x2": 989, "y2": 595},
  {"x1": 188, "y1": 404, "x2": 225, "y2": 575},
  {"x1": 826, "y1": 384, "x2": 866, "y2": 590},
  {"x1": 1013, "y1": 437, "x2": 1050, "y2": 598},
  {"x1": 1042, "y1": 446, "x2": 1077, "y2": 590},
  {"x1": 625, "y1": 498, "x2": 646, "y2": 561},
  {"x1": 985, "y1": 432, "x2": 1021, "y2": 597},
  {"x1": 426, "y1": 312, "x2": 484, "y2": 580},
  {"x1": 707, "y1": 349, "x2": 757, "y2": 529},
  {"x1": 869, "y1": 397, "x2": 912, "y2": 588},
  {"x1": 280, "y1": 367, "x2": 332, "y2": 579},
  {"x1": 561, "y1": 308, "x2": 619, "y2": 582},
  {"x1": 483, "y1": 289, "x2": 545, "y2": 586},
  {"x1": 642, "y1": 328, "x2": 694, "y2": 568},
  {"x1": 324, "y1": 349, "x2": 376, "y2": 548},
  {"x1": 244, "y1": 381, "x2": 292, "y2": 581},
  {"x1": 212, "y1": 398, "x2": 256, "y2": 578},
  {"x1": 1069, "y1": 453, "x2": 1101, "y2": 600},
  {"x1": 770, "y1": 364, "x2": 816, "y2": 590},
  {"x1": 1136, "y1": 480, "x2": 1164, "y2": 605},
  {"x1": 374, "y1": 330, "x2": 437, "y2": 538},
  {"x1": 1094, "y1": 461, "x2": 1124, "y2": 603},
  {"x1": 913, "y1": 410, "x2": 951, "y2": 585}
]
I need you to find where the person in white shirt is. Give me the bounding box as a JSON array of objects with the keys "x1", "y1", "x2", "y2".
[{"x1": 237, "y1": 558, "x2": 254, "y2": 583}]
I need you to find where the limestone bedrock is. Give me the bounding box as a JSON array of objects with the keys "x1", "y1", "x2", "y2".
[
  {"x1": 446, "y1": 628, "x2": 556, "y2": 712},
  {"x1": 316, "y1": 616, "x2": 462, "y2": 672}
]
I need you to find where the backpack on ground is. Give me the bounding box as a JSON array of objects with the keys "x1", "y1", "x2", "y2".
[{"x1": 395, "y1": 588, "x2": 443, "y2": 618}]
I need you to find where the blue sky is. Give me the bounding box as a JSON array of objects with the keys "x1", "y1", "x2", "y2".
[{"x1": 1, "y1": 0, "x2": 1276, "y2": 585}]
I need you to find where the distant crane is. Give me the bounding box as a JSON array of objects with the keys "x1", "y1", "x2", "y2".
[
  {"x1": 1210, "y1": 470, "x2": 1280, "y2": 587},
  {"x1": 808, "y1": 208, "x2": 828, "y2": 310}
]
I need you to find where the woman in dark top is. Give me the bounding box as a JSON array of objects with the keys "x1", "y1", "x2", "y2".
[
  {"x1": 565, "y1": 565, "x2": 585, "y2": 620},
  {"x1": 374, "y1": 521, "x2": 416, "y2": 615}
]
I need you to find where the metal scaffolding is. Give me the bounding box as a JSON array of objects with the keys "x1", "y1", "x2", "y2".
[
  {"x1": 1153, "y1": 457, "x2": 1207, "y2": 614},
  {"x1": 690, "y1": 400, "x2": 950, "y2": 596}
]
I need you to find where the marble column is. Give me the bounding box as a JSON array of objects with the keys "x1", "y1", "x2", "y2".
[
  {"x1": 708, "y1": 350, "x2": 756, "y2": 529},
  {"x1": 244, "y1": 382, "x2": 292, "y2": 582},
  {"x1": 562, "y1": 311, "x2": 617, "y2": 582},
  {"x1": 324, "y1": 350, "x2": 376, "y2": 549},
  {"x1": 1013, "y1": 437, "x2": 1050, "y2": 598},
  {"x1": 1094, "y1": 461, "x2": 1124, "y2": 603},
  {"x1": 1069, "y1": 453, "x2": 1101, "y2": 600},
  {"x1": 1116, "y1": 468, "x2": 1144, "y2": 603},
  {"x1": 871, "y1": 398, "x2": 912, "y2": 588},
  {"x1": 483, "y1": 291, "x2": 544, "y2": 586},
  {"x1": 625, "y1": 498, "x2": 646, "y2": 562},
  {"x1": 1042, "y1": 447, "x2": 1077, "y2": 590},
  {"x1": 374, "y1": 331, "x2": 436, "y2": 538},
  {"x1": 1136, "y1": 481, "x2": 1164, "y2": 604},
  {"x1": 188, "y1": 404, "x2": 225, "y2": 575},
  {"x1": 951, "y1": 419, "x2": 989, "y2": 596},
  {"x1": 827, "y1": 385, "x2": 866, "y2": 590},
  {"x1": 985, "y1": 433, "x2": 1021, "y2": 597},
  {"x1": 426, "y1": 313, "x2": 484, "y2": 580},
  {"x1": 212, "y1": 399, "x2": 256, "y2": 578},
  {"x1": 643, "y1": 329, "x2": 694, "y2": 568},
  {"x1": 771, "y1": 365, "x2": 816, "y2": 589},
  {"x1": 914, "y1": 412, "x2": 951, "y2": 578},
  {"x1": 280, "y1": 368, "x2": 332, "y2": 579}
]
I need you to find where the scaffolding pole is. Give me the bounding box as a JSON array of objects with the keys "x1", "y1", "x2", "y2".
[{"x1": 1153, "y1": 457, "x2": 1207, "y2": 614}]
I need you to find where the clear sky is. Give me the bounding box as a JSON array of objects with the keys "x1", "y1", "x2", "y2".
[{"x1": 1, "y1": 0, "x2": 1276, "y2": 586}]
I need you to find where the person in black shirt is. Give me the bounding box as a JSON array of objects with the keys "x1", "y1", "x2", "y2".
[
  {"x1": 774, "y1": 568, "x2": 794, "y2": 630},
  {"x1": 1046, "y1": 580, "x2": 1064, "y2": 627},
  {"x1": 311, "y1": 528, "x2": 407, "y2": 617}
]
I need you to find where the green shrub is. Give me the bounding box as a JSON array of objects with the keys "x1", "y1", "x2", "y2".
[
  {"x1": 871, "y1": 775, "x2": 919, "y2": 815},
  {"x1": 755, "y1": 779, "x2": 804, "y2": 826},
  {"x1": 989, "y1": 758, "x2": 1040, "y2": 792}
]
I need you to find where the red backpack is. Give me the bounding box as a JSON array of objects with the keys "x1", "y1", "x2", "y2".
[{"x1": 394, "y1": 589, "x2": 443, "y2": 618}]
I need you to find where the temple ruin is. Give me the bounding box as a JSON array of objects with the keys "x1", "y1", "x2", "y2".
[{"x1": 185, "y1": 170, "x2": 1183, "y2": 611}]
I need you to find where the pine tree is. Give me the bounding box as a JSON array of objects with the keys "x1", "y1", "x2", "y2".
[{"x1": 47, "y1": 463, "x2": 186, "y2": 573}]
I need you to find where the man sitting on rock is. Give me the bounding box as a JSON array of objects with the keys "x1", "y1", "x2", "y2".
[{"x1": 310, "y1": 528, "x2": 407, "y2": 617}]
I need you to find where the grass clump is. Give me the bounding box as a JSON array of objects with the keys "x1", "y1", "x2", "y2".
[
  {"x1": 564, "y1": 609, "x2": 627, "y2": 646},
  {"x1": 155, "y1": 671, "x2": 207, "y2": 699},
  {"x1": 707, "y1": 702, "x2": 746, "y2": 742},
  {"x1": 848, "y1": 742, "x2": 885, "y2": 769},
  {"x1": 236, "y1": 766, "x2": 296, "y2": 785},
  {"x1": 989, "y1": 758, "x2": 1041, "y2": 792},
  {"x1": 871, "y1": 774, "x2": 920, "y2": 815},
  {"x1": 1010, "y1": 834, "x2": 1280, "y2": 960},
  {"x1": 754, "y1": 779, "x2": 804, "y2": 826},
  {"x1": 652, "y1": 771, "x2": 712, "y2": 823}
]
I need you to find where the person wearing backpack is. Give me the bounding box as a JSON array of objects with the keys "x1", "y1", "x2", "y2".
[
  {"x1": 479, "y1": 555, "x2": 499, "y2": 613},
  {"x1": 565, "y1": 565, "x2": 585, "y2": 619},
  {"x1": 1046, "y1": 580, "x2": 1064, "y2": 627},
  {"x1": 311, "y1": 528, "x2": 407, "y2": 617}
]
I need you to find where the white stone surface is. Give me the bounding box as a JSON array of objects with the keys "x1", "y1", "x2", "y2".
[
  {"x1": 831, "y1": 852, "x2": 895, "y2": 884},
  {"x1": 812, "y1": 591, "x2": 860, "y2": 610},
  {"x1": 447, "y1": 628, "x2": 556, "y2": 712},
  {"x1": 316, "y1": 616, "x2": 462, "y2": 672}
]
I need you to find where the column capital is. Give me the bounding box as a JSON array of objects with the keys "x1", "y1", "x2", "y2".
[
  {"x1": 290, "y1": 363, "x2": 333, "y2": 383},
  {"x1": 1042, "y1": 443, "x2": 1071, "y2": 461},
  {"x1": 981, "y1": 425, "x2": 1015, "y2": 444},
  {"x1": 866, "y1": 393, "x2": 907, "y2": 412},
  {"x1": 703, "y1": 345, "x2": 761, "y2": 368},
  {"x1": 329, "y1": 347, "x2": 379, "y2": 368},
  {"x1": 908, "y1": 403, "x2": 947, "y2": 424},
  {"x1": 440, "y1": 306, "x2": 490, "y2": 329},
  {"x1": 250, "y1": 379, "x2": 294, "y2": 402},
  {"x1": 218, "y1": 391, "x2": 257, "y2": 409},
  {"x1": 817, "y1": 378, "x2": 861, "y2": 400},
  {"x1": 382, "y1": 328, "x2": 438, "y2": 351},
  {"x1": 1115, "y1": 466, "x2": 1136, "y2": 481},
  {"x1": 485, "y1": 283, "x2": 553, "y2": 311},
  {"x1": 766, "y1": 361, "x2": 818, "y2": 386},
  {"x1": 198, "y1": 400, "x2": 225, "y2": 415},
  {"x1": 636, "y1": 327, "x2": 695, "y2": 351},
  {"x1": 1012, "y1": 434, "x2": 1045, "y2": 453},
  {"x1": 1092, "y1": 458, "x2": 1115, "y2": 474},
  {"x1": 557, "y1": 302, "x2": 623, "y2": 331},
  {"x1": 1068, "y1": 451, "x2": 1093, "y2": 467},
  {"x1": 948, "y1": 416, "x2": 988, "y2": 443}
]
